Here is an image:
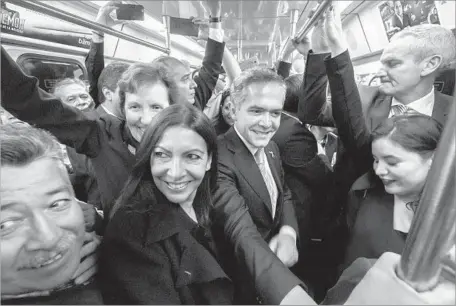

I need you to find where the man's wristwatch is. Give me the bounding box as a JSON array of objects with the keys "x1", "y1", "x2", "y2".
[{"x1": 209, "y1": 16, "x2": 221, "y2": 23}]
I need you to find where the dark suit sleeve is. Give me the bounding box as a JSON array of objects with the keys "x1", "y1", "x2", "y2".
[
  {"x1": 273, "y1": 142, "x2": 299, "y2": 235},
  {"x1": 282, "y1": 123, "x2": 333, "y2": 188},
  {"x1": 100, "y1": 211, "x2": 181, "y2": 304},
  {"x1": 1, "y1": 47, "x2": 101, "y2": 158},
  {"x1": 298, "y1": 52, "x2": 335, "y2": 127},
  {"x1": 85, "y1": 41, "x2": 105, "y2": 105},
  {"x1": 277, "y1": 61, "x2": 292, "y2": 79},
  {"x1": 213, "y1": 153, "x2": 304, "y2": 304},
  {"x1": 325, "y1": 50, "x2": 373, "y2": 178},
  {"x1": 194, "y1": 38, "x2": 225, "y2": 109}
]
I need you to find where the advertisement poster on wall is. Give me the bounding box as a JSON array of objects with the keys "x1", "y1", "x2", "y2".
[
  {"x1": 379, "y1": 0, "x2": 441, "y2": 41},
  {"x1": 1, "y1": 2, "x2": 92, "y2": 49}
]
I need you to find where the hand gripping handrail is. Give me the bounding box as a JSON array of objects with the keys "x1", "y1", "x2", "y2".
[{"x1": 278, "y1": 0, "x2": 332, "y2": 59}]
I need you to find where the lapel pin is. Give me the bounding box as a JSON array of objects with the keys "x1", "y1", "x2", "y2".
[{"x1": 269, "y1": 151, "x2": 275, "y2": 158}]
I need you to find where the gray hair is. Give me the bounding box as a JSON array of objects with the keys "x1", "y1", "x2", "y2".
[
  {"x1": 1, "y1": 124, "x2": 64, "y2": 167},
  {"x1": 52, "y1": 78, "x2": 88, "y2": 97},
  {"x1": 230, "y1": 68, "x2": 286, "y2": 108},
  {"x1": 392, "y1": 24, "x2": 456, "y2": 70}
]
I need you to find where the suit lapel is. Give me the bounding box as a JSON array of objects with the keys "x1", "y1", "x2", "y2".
[
  {"x1": 368, "y1": 94, "x2": 392, "y2": 131},
  {"x1": 264, "y1": 143, "x2": 282, "y2": 195},
  {"x1": 225, "y1": 129, "x2": 273, "y2": 217},
  {"x1": 432, "y1": 92, "x2": 449, "y2": 125}
]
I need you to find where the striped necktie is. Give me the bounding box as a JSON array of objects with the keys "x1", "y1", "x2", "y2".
[
  {"x1": 389, "y1": 104, "x2": 409, "y2": 117},
  {"x1": 389, "y1": 104, "x2": 419, "y2": 118},
  {"x1": 254, "y1": 148, "x2": 277, "y2": 218}
]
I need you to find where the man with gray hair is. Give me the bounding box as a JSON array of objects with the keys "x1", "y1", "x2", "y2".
[
  {"x1": 53, "y1": 78, "x2": 95, "y2": 112},
  {"x1": 212, "y1": 68, "x2": 308, "y2": 304},
  {"x1": 299, "y1": 20, "x2": 455, "y2": 198},
  {"x1": 1, "y1": 124, "x2": 102, "y2": 304},
  {"x1": 301, "y1": 22, "x2": 456, "y2": 129}
]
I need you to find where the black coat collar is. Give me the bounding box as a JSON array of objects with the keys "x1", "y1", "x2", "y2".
[{"x1": 143, "y1": 192, "x2": 200, "y2": 245}]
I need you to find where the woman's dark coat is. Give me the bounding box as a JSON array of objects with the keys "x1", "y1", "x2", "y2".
[{"x1": 99, "y1": 196, "x2": 233, "y2": 305}]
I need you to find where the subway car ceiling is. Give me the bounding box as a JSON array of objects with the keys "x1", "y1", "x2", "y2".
[{"x1": 2, "y1": 0, "x2": 455, "y2": 76}]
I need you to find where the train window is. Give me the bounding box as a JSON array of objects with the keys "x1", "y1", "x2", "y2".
[{"x1": 16, "y1": 55, "x2": 87, "y2": 93}]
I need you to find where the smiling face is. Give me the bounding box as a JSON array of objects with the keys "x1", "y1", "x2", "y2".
[
  {"x1": 377, "y1": 36, "x2": 425, "y2": 97},
  {"x1": 124, "y1": 82, "x2": 170, "y2": 142},
  {"x1": 150, "y1": 126, "x2": 211, "y2": 206},
  {"x1": 372, "y1": 137, "x2": 432, "y2": 200},
  {"x1": 54, "y1": 83, "x2": 94, "y2": 112},
  {"x1": 1, "y1": 158, "x2": 85, "y2": 295},
  {"x1": 232, "y1": 82, "x2": 285, "y2": 149}
]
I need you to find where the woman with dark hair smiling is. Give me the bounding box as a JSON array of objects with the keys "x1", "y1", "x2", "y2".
[
  {"x1": 342, "y1": 114, "x2": 442, "y2": 268},
  {"x1": 99, "y1": 104, "x2": 233, "y2": 305}
]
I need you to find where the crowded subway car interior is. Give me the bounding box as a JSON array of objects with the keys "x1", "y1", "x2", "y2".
[{"x1": 1, "y1": 0, "x2": 455, "y2": 304}]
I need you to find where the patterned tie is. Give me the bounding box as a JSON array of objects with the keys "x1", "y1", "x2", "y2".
[
  {"x1": 389, "y1": 104, "x2": 418, "y2": 118},
  {"x1": 254, "y1": 148, "x2": 277, "y2": 218},
  {"x1": 389, "y1": 104, "x2": 408, "y2": 117}
]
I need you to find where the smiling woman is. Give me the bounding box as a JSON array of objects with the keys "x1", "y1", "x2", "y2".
[
  {"x1": 100, "y1": 104, "x2": 233, "y2": 305},
  {"x1": 343, "y1": 114, "x2": 443, "y2": 271},
  {"x1": 118, "y1": 63, "x2": 175, "y2": 143}
]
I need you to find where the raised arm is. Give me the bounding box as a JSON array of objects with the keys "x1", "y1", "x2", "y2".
[
  {"x1": 86, "y1": 2, "x2": 123, "y2": 104},
  {"x1": 323, "y1": 4, "x2": 372, "y2": 178},
  {"x1": 194, "y1": 0, "x2": 226, "y2": 109},
  {"x1": 1, "y1": 47, "x2": 101, "y2": 158},
  {"x1": 222, "y1": 45, "x2": 241, "y2": 87},
  {"x1": 297, "y1": 20, "x2": 334, "y2": 127},
  {"x1": 276, "y1": 36, "x2": 311, "y2": 79}
]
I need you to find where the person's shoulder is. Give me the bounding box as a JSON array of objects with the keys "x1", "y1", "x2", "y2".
[
  {"x1": 104, "y1": 203, "x2": 151, "y2": 243},
  {"x1": 435, "y1": 91, "x2": 453, "y2": 105}
]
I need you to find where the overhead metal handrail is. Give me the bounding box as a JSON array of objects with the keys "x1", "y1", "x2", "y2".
[
  {"x1": 294, "y1": 0, "x2": 332, "y2": 43},
  {"x1": 6, "y1": 0, "x2": 170, "y2": 54},
  {"x1": 397, "y1": 101, "x2": 456, "y2": 292},
  {"x1": 278, "y1": 0, "x2": 332, "y2": 59}
]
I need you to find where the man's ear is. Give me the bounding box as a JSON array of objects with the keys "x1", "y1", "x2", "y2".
[
  {"x1": 420, "y1": 55, "x2": 443, "y2": 77},
  {"x1": 101, "y1": 86, "x2": 112, "y2": 102}
]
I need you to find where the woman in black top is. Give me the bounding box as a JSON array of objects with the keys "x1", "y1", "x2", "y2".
[
  {"x1": 99, "y1": 104, "x2": 232, "y2": 304},
  {"x1": 1, "y1": 47, "x2": 177, "y2": 219}
]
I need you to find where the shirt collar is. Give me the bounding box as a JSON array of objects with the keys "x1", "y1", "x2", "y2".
[
  {"x1": 391, "y1": 87, "x2": 435, "y2": 116},
  {"x1": 393, "y1": 195, "x2": 415, "y2": 233},
  {"x1": 101, "y1": 105, "x2": 122, "y2": 120},
  {"x1": 234, "y1": 125, "x2": 260, "y2": 157}
]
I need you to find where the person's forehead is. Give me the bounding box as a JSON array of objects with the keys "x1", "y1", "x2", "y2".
[
  {"x1": 59, "y1": 83, "x2": 87, "y2": 94},
  {"x1": 244, "y1": 82, "x2": 285, "y2": 97},
  {"x1": 173, "y1": 64, "x2": 191, "y2": 79},
  {"x1": 382, "y1": 37, "x2": 414, "y2": 60},
  {"x1": 1, "y1": 159, "x2": 70, "y2": 204},
  {"x1": 156, "y1": 126, "x2": 207, "y2": 152},
  {"x1": 373, "y1": 137, "x2": 411, "y2": 156}
]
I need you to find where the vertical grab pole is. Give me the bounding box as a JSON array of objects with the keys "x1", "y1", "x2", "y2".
[
  {"x1": 237, "y1": 0, "x2": 243, "y2": 61},
  {"x1": 290, "y1": 9, "x2": 299, "y2": 38},
  {"x1": 163, "y1": 15, "x2": 171, "y2": 55},
  {"x1": 396, "y1": 102, "x2": 456, "y2": 292}
]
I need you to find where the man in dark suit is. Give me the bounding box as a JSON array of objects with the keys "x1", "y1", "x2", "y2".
[
  {"x1": 213, "y1": 68, "x2": 308, "y2": 304},
  {"x1": 299, "y1": 20, "x2": 455, "y2": 189}
]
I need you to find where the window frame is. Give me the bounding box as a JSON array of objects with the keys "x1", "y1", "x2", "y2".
[{"x1": 16, "y1": 53, "x2": 88, "y2": 92}]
